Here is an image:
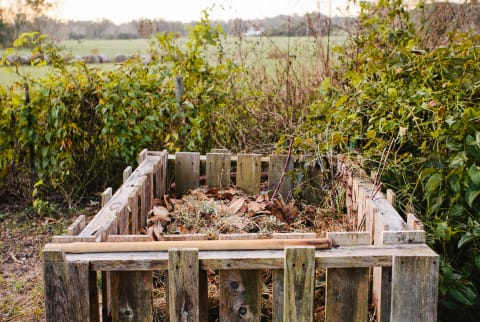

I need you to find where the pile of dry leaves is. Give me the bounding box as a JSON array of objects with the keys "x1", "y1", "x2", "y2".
[{"x1": 143, "y1": 185, "x2": 348, "y2": 241}]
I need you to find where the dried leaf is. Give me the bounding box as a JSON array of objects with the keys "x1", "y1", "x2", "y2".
[
  {"x1": 247, "y1": 201, "x2": 266, "y2": 213},
  {"x1": 164, "y1": 194, "x2": 174, "y2": 211},
  {"x1": 152, "y1": 223, "x2": 164, "y2": 240},
  {"x1": 151, "y1": 206, "x2": 170, "y2": 225},
  {"x1": 228, "y1": 197, "x2": 248, "y2": 214}
]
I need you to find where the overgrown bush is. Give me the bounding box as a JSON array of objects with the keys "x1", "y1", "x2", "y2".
[
  {"x1": 0, "y1": 12, "x2": 239, "y2": 207},
  {"x1": 299, "y1": 0, "x2": 480, "y2": 319}
]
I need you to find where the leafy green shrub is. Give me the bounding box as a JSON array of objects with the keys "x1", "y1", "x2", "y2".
[
  {"x1": 0, "y1": 13, "x2": 241, "y2": 206},
  {"x1": 300, "y1": 0, "x2": 480, "y2": 319}
]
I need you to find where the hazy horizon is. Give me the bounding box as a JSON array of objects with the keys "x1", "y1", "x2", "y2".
[{"x1": 53, "y1": 0, "x2": 357, "y2": 24}]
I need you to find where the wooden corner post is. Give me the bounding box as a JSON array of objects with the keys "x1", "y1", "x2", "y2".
[{"x1": 43, "y1": 250, "x2": 97, "y2": 322}]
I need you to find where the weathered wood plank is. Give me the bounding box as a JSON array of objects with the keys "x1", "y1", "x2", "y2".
[
  {"x1": 123, "y1": 166, "x2": 132, "y2": 183},
  {"x1": 327, "y1": 232, "x2": 371, "y2": 247},
  {"x1": 372, "y1": 203, "x2": 391, "y2": 322},
  {"x1": 206, "y1": 152, "x2": 231, "y2": 188},
  {"x1": 390, "y1": 255, "x2": 439, "y2": 322},
  {"x1": 219, "y1": 234, "x2": 262, "y2": 322},
  {"x1": 106, "y1": 235, "x2": 153, "y2": 242},
  {"x1": 51, "y1": 235, "x2": 96, "y2": 243},
  {"x1": 272, "y1": 233, "x2": 316, "y2": 322},
  {"x1": 109, "y1": 234, "x2": 153, "y2": 322},
  {"x1": 43, "y1": 250, "x2": 92, "y2": 322},
  {"x1": 169, "y1": 248, "x2": 206, "y2": 322},
  {"x1": 64, "y1": 244, "x2": 437, "y2": 271},
  {"x1": 268, "y1": 154, "x2": 294, "y2": 200},
  {"x1": 175, "y1": 152, "x2": 200, "y2": 194},
  {"x1": 137, "y1": 175, "x2": 147, "y2": 229},
  {"x1": 138, "y1": 148, "x2": 148, "y2": 164},
  {"x1": 152, "y1": 150, "x2": 168, "y2": 198},
  {"x1": 407, "y1": 213, "x2": 424, "y2": 231},
  {"x1": 386, "y1": 189, "x2": 396, "y2": 205},
  {"x1": 382, "y1": 230, "x2": 426, "y2": 244},
  {"x1": 162, "y1": 234, "x2": 209, "y2": 241},
  {"x1": 110, "y1": 271, "x2": 153, "y2": 322},
  {"x1": 236, "y1": 154, "x2": 262, "y2": 194},
  {"x1": 128, "y1": 190, "x2": 138, "y2": 234},
  {"x1": 101, "y1": 187, "x2": 112, "y2": 207},
  {"x1": 67, "y1": 215, "x2": 86, "y2": 236},
  {"x1": 284, "y1": 246, "x2": 315, "y2": 322},
  {"x1": 325, "y1": 232, "x2": 369, "y2": 322}
]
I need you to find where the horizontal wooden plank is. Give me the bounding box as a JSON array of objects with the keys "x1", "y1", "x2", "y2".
[
  {"x1": 382, "y1": 230, "x2": 426, "y2": 244},
  {"x1": 167, "y1": 153, "x2": 271, "y2": 163},
  {"x1": 61, "y1": 244, "x2": 437, "y2": 271},
  {"x1": 44, "y1": 238, "x2": 334, "y2": 253}
]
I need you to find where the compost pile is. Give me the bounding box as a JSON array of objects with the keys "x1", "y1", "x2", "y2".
[
  {"x1": 142, "y1": 185, "x2": 348, "y2": 240},
  {"x1": 143, "y1": 185, "x2": 351, "y2": 321}
]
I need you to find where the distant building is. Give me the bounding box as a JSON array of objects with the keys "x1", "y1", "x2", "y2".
[{"x1": 243, "y1": 28, "x2": 263, "y2": 37}]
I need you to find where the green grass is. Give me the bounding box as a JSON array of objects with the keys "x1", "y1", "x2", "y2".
[{"x1": 0, "y1": 35, "x2": 346, "y2": 86}]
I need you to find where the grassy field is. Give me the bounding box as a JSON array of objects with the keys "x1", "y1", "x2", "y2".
[{"x1": 0, "y1": 35, "x2": 344, "y2": 86}]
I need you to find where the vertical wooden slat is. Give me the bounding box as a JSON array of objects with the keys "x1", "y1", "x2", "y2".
[
  {"x1": 116, "y1": 204, "x2": 130, "y2": 235},
  {"x1": 325, "y1": 232, "x2": 370, "y2": 322},
  {"x1": 138, "y1": 148, "x2": 148, "y2": 164},
  {"x1": 386, "y1": 189, "x2": 396, "y2": 205},
  {"x1": 89, "y1": 270, "x2": 100, "y2": 322},
  {"x1": 284, "y1": 246, "x2": 315, "y2": 322},
  {"x1": 161, "y1": 150, "x2": 169, "y2": 195},
  {"x1": 372, "y1": 202, "x2": 391, "y2": 322},
  {"x1": 145, "y1": 171, "x2": 153, "y2": 218},
  {"x1": 110, "y1": 236, "x2": 153, "y2": 322},
  {"x1": 137, "y1": 175, "x2": 147, "y2": 229},
  {"x1": 100, "y1": 217, "x2": 118, "y2": 322},
  {"x1": 407, "y1": 213, "x2": 424, "y2": 231},
  {"x1": 101, "y1": 187, "x2": 112, "y2": 207},
  {"x1": 153, "y1": 151, "x2": 168, "y2": 198},
  {"x1": 219, "y1": 234, "x2": 262, "y2": 321},
  {"x1": 123, "y1": 166, "x2": 132, "y2": 183},
  {"x1": 272, "y1": 233, "x2": 316, "y2": 322},
  {"x1": 164, "y1": 234, "x2": 209, "y2": 321},
  {"x1": 169, "y1": 248, "x2": 205, "y2": 322},
  {"x1": 110, "y1": 271, "x2": 153, "y2": 322},
  {"x1": 43, "y1": 250, "x2": 92, "y2": 322},
  {"x1": 175, "y1": 152, "x2": 200, "y2": 194},
  {"x1": 390, "y1": 256, "x2": 439, "y2": 322},
  {"x1": 67, "y1": 215, "x2": 86, "y2": 235},
  {"x1": 268, "y1": 154, "x2": 294, "y2": 200},
  {"x1": 206, "y1": 152, "x2": 231, "y2": 188},
  {"x1": 128, "y1": 190, "x2": 138, "y2": 234},
  {"x1": 237, "y1": 154, "x2": 262, "y2": 195}
]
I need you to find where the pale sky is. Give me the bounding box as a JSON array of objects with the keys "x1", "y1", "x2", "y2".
[{"x1": 56, "y1": 0, "x2": 354, "y2": 24}]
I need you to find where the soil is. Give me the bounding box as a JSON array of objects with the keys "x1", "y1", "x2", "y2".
[{"x1": 0, "y1": 206, "x2": 97, "y2": 322}]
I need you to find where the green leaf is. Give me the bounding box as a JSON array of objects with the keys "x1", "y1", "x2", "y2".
[
  {"x1": 467, "y1": 164, "x2": 480, "y2": 185},
  {"x1": 448, "y1": 174, "x2": 461, "y2": 193},
  {"x1": 425, "y1": 173, "x2": 442, "y2": 192},
  {"x1": 320, "y1": 77, "x2": 331, "y2": 96},
  {"x1": 458, "y1": 232, "x2": 474, "y2": 248},
  {"x1": 449, "y1": 152, "x2": 468, "y2": 168},
  {"x1": 449, "y1": 285, "x2": 477, "y2": 306},
  {"x1": 466, "y1": 188, "x2": 480, "y2": 207},
  {"x1": 334, "y1": 95, "x2": 348, "y2": 107},
  {"x1": 475, "y1": 256, "x2": 480, "y2": 271}
]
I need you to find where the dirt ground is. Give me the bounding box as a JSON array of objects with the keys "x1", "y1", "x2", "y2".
[{"x1": 0, "y1": 206, "x2": 96, "y2": 322}]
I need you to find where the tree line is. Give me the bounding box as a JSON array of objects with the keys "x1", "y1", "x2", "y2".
[{"x1": 0, "y1": 0, "x2": 353, "y2": 47}]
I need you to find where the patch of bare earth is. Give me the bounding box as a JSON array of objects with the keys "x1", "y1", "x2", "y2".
[{"x1": 0, "y1": 207, "x2": 96, "y2": 321}]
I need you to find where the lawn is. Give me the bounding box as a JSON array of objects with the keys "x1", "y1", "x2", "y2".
[{"x1": 0, "y1": 35, "x2": 344, "y2": 86}]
